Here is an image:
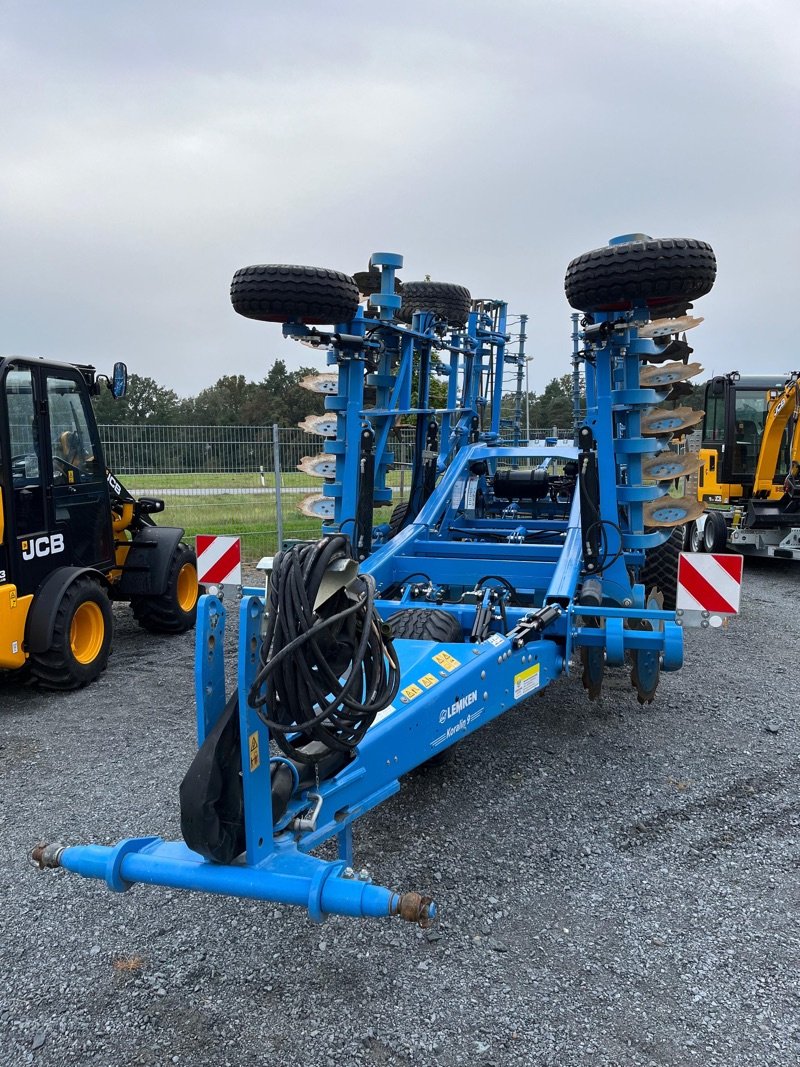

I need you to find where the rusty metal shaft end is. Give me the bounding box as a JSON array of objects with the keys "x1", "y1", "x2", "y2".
[
  {"x1": 30, "y1": 842, "x2": 66, "y2": 870},
  {"x1": 395, "y1": 891, "x2": 437, "y2": 928}
]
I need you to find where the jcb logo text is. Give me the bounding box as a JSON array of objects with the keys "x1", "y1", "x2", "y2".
[{"x1": 22, "y1": 534, "x2": 65, "y2": 561}]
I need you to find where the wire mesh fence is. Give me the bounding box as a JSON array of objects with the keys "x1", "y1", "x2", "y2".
[{"x1": 98, "y1": 423, "x2": 571, "y2": 561}]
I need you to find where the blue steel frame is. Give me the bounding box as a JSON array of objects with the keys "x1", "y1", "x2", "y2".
[{"x1": 50, "y1": 243, "x2": 692, "y2": 925}]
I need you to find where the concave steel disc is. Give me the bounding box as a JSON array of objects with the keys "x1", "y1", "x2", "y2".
[
  {"x1": 640, "y1": 406, "x2": 703, "y2": 437},
  {"x1": 298, "y1": 494, "x2": 335, "y2": 519},
  {"x1": 637, "y1": 315, "x2": 704, "y2": 338},
  {"x1": 641, "y1": 451, "x2": 702, "y2": 481},
  {"x1": 297, "y1": 453, "x2": 336, "y2": 479},
  {"x1": 639, "y1": 361, "x2": 704, "y2": 388},
  {"x1": 300, "y1": 373, "x2": 339, "y2": 394},
  {"x1": 298, "y1": 414, "x2": 337, "y2": 437},
  {"x1": 642, "y1": 495, "x2": 705, "y2": 527}
]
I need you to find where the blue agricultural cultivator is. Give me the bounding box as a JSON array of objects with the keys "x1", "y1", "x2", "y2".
[{"x1": 35, "y1": 234, "x2": 717, "y2": 926}]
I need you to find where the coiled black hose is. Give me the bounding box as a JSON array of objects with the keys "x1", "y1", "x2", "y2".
[{"x1": 248, "y1": 535, "x2": 400, "y2": 765}]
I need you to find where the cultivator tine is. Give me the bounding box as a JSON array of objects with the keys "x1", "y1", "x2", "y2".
[
  {"x1": 641, "y1": 451, "x2": 702, "y2": 481},
  {"x1": 639, "y1": 361, "x2": 704, "y2": 388},
  {"x1": 300, "y1": 373, "x2": 339, "y2": 395},
  {"x1": 640, "y1": 406, "x2": 703, "y2": 437},
  {"x1": 298, "y1": 414, "x2": 337, "y2": 437},
  {"x1": 298, "y1": 493, "x2": 335, "y2": 519},
  {"x1": 637, "y1": 314, "x2": 703, "y2": 339},
  {"x1": 642, "y1": 496, "x2": 705, "y2": 527},
  {"x1": 297, "y1": 453, "x2": 336, "y2": 479}
]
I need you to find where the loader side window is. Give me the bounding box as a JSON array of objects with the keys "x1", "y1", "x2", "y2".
[
  {"x1": 46, "y1": 375, "x2": 102, "y2": 481},
  {"x1": 4, "y1": 368, "x2": 45, "y2": 534}
]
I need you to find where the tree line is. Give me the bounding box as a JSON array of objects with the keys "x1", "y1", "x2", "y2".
[{"x1": 93, "y1": 362, "x2": 695, "y2": 430}]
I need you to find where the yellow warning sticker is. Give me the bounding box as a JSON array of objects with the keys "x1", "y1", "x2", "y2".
[
  {"x1": 248, "y1": 731, "x2": 260, "y2": 772},
  {"x1": 419, "y1": 673, "x2": 439, "y2": 689},
  {"x1": 513, "y1": 663, "x2": 540, "y2": 700},
  {"x1": 402, "y1": 683, "x2": 423, "y2": 700},
  {"x1": 433, "y1": 651, "x2": 460, "y2": 672}
]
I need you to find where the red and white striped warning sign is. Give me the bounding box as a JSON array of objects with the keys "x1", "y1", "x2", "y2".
[
  {"x1": 196, "y1": 535, "x2": 242, "y2": 586},
  {"x1": 677, "y1": 552, "x2": 743, "y2": 615}
]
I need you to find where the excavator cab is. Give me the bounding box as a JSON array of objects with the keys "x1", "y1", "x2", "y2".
[{"x1": 699, "y1": 373, "x2": 785, "y2": 503}]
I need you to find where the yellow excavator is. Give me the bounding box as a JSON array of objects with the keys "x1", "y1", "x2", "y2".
[{"x1": 687, "y1": 370, "x2": 800, "y2": 559}]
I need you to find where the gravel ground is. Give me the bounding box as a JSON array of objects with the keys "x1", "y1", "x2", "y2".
[{"x1": 1, "y1": 561, "x2": 798, "y2": 1067}]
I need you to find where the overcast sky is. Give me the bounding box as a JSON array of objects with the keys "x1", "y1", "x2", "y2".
[{"x1": 0, "y1": 0, "x2": 797, "y2": 400}]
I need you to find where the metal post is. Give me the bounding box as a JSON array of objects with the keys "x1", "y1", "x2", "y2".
[
  {"x1": 571, "y1": 313, "x2": 582, "y2": 445},
  {"x1": 525, "y1": 351, "x2": 531, "y2": 443},
  {"x1": 515, "y1": 314, "x2": 528, "y2": 447},
  {"x1": 272, "y1": 423, "x2": 284, "y2": 549}
]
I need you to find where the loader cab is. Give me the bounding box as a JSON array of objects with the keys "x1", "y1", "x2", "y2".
[
  {"x1": 699, "y1": 373, "x2": 784, "y2": 503},
  {"x1": 0, "y1": 357, "x2": 115, "y2": 597}
]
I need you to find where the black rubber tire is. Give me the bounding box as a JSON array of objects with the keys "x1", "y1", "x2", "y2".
[
  {"x1": 565, "y1": 237, "x2": 716, "y2": 312},
  {"x1": 131, "y1": 543, "x2": 199, "y2": 634},
  {"x1": 387, "y1": 607, "x2": 463, "y2": 768},
  {"x1": 231, "y1": 264, "x2": 360, "y2": 325},
  {"x1": 387, "y1": 501, "x2": 410, "y2": 539},
  {"x1": 386, "y1": 607, "x2": 463, "y2": 643},
  {"x1": 639, "y1": 526, "x2": 685, "y2": 612},
  {"x1": 687, "y1": 521, "x2": 704, "y2": 553},
  {"x1": 354, "y1": 269, "x2": 381, "y2": 296},
  {"x1": 29, "y1": 576, "x2": 113, "y2": 690},
  {"x1": 398, "y1": 281, "x2": 472, "y2": 326},
  {"x1": 703, "y1": 510, "x2": 728, "y2": 553}
]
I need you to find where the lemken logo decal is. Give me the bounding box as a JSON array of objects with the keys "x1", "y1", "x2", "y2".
[
  {"x1": 22, "y1": 533, "x2": 65, "y2": 561},
  {"x1": 438, "y1": 690, "x2": 478, "y2": 724}
]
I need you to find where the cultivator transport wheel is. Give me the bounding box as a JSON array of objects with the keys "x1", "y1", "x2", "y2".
[
  {"x1": 230, "y1": 264, "x2": 360, "y2": 325},
  {"x1": 398, "y1": 281, "x2": 472, "y2": 326},
  {"x1": 564, "y1": 236, "x2": 717, "y2": 312},
  {"x1": 387, "y1": 607, "x2": 464, "y2": 765},
  {"x1": 387, "y1": 501, "x2": 410, "y2": 539},
  {"x1": 131, "y1": 543, "x2": 199, "y2": 634},
  {"x1": 29, "y1": 576, "x2": 113, "y2": 690},
  {"x1": 639, "y1": 526, "x2": 685, "y2": 612},
  {"x1": 386, "y1": 608, "x2": 463, "y2": 643}
]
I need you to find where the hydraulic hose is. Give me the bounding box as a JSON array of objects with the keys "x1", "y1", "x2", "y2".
[{"x1": 248, "y1": 535, "x2": 400, "y2": 765}]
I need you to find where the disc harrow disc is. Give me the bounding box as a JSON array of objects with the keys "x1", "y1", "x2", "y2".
[
  {"x1": 298, "y1": 493, "x2": 335, "y2": 519},
  {"x1": 300, "y1": 373, "x2": 339, "y2": 395},
  {"x1": 298, "y1": 414, "x2": 337, "y2": 437},
  {"x1": 641, "y1": 451, "x2": 702, "y2": 481},
  {"x1": 642, "y1": 495, "x2": 705, "y2": 527},
  {"x1": 637, "y1": 314, "x2": 704, "y2": 338},
  {"x1": 640, "y1": 406, "x2": 703, "y2": 437},
  {"x1": 628, "y1": 588, "x2": 664, "y2": 704},
  {"x1": 580, "y1": 646, "x2": 604, "y2": 701},
  {"x1": 297, "y1": 453, "x2": 336, "y2": 479},
  {"x1": 639, "y1": 361, "x2": 704, "y2": 388}
]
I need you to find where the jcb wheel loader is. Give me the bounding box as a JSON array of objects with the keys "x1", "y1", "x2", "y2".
[{"x1": 0, "y1": 356, "x2": 199, "y2": 689}]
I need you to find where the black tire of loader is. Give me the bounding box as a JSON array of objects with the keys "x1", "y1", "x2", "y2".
[
  {"x1": 29, "y1": 575, "x2": 113, "y2": 690},
  {"x1": 639, "y1": 526, "x2": 685, "y2": 612},
  {"x1": 230, "y1": 264, "x2": 360, "y2": 325},
  {"x1": 564, "y1": 237, "x2": 716, "y2": 312},
  {"x1": 398, "y1": 281, "x2": 472, "y2": 326},
  {"x1": 131, "y1": 543, "x2": 199, "y2": 634}
]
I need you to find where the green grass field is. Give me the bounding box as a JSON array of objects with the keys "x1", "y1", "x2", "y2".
[{"x1": 147, "y1": 491, "x2": 396, "y2": 560}]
